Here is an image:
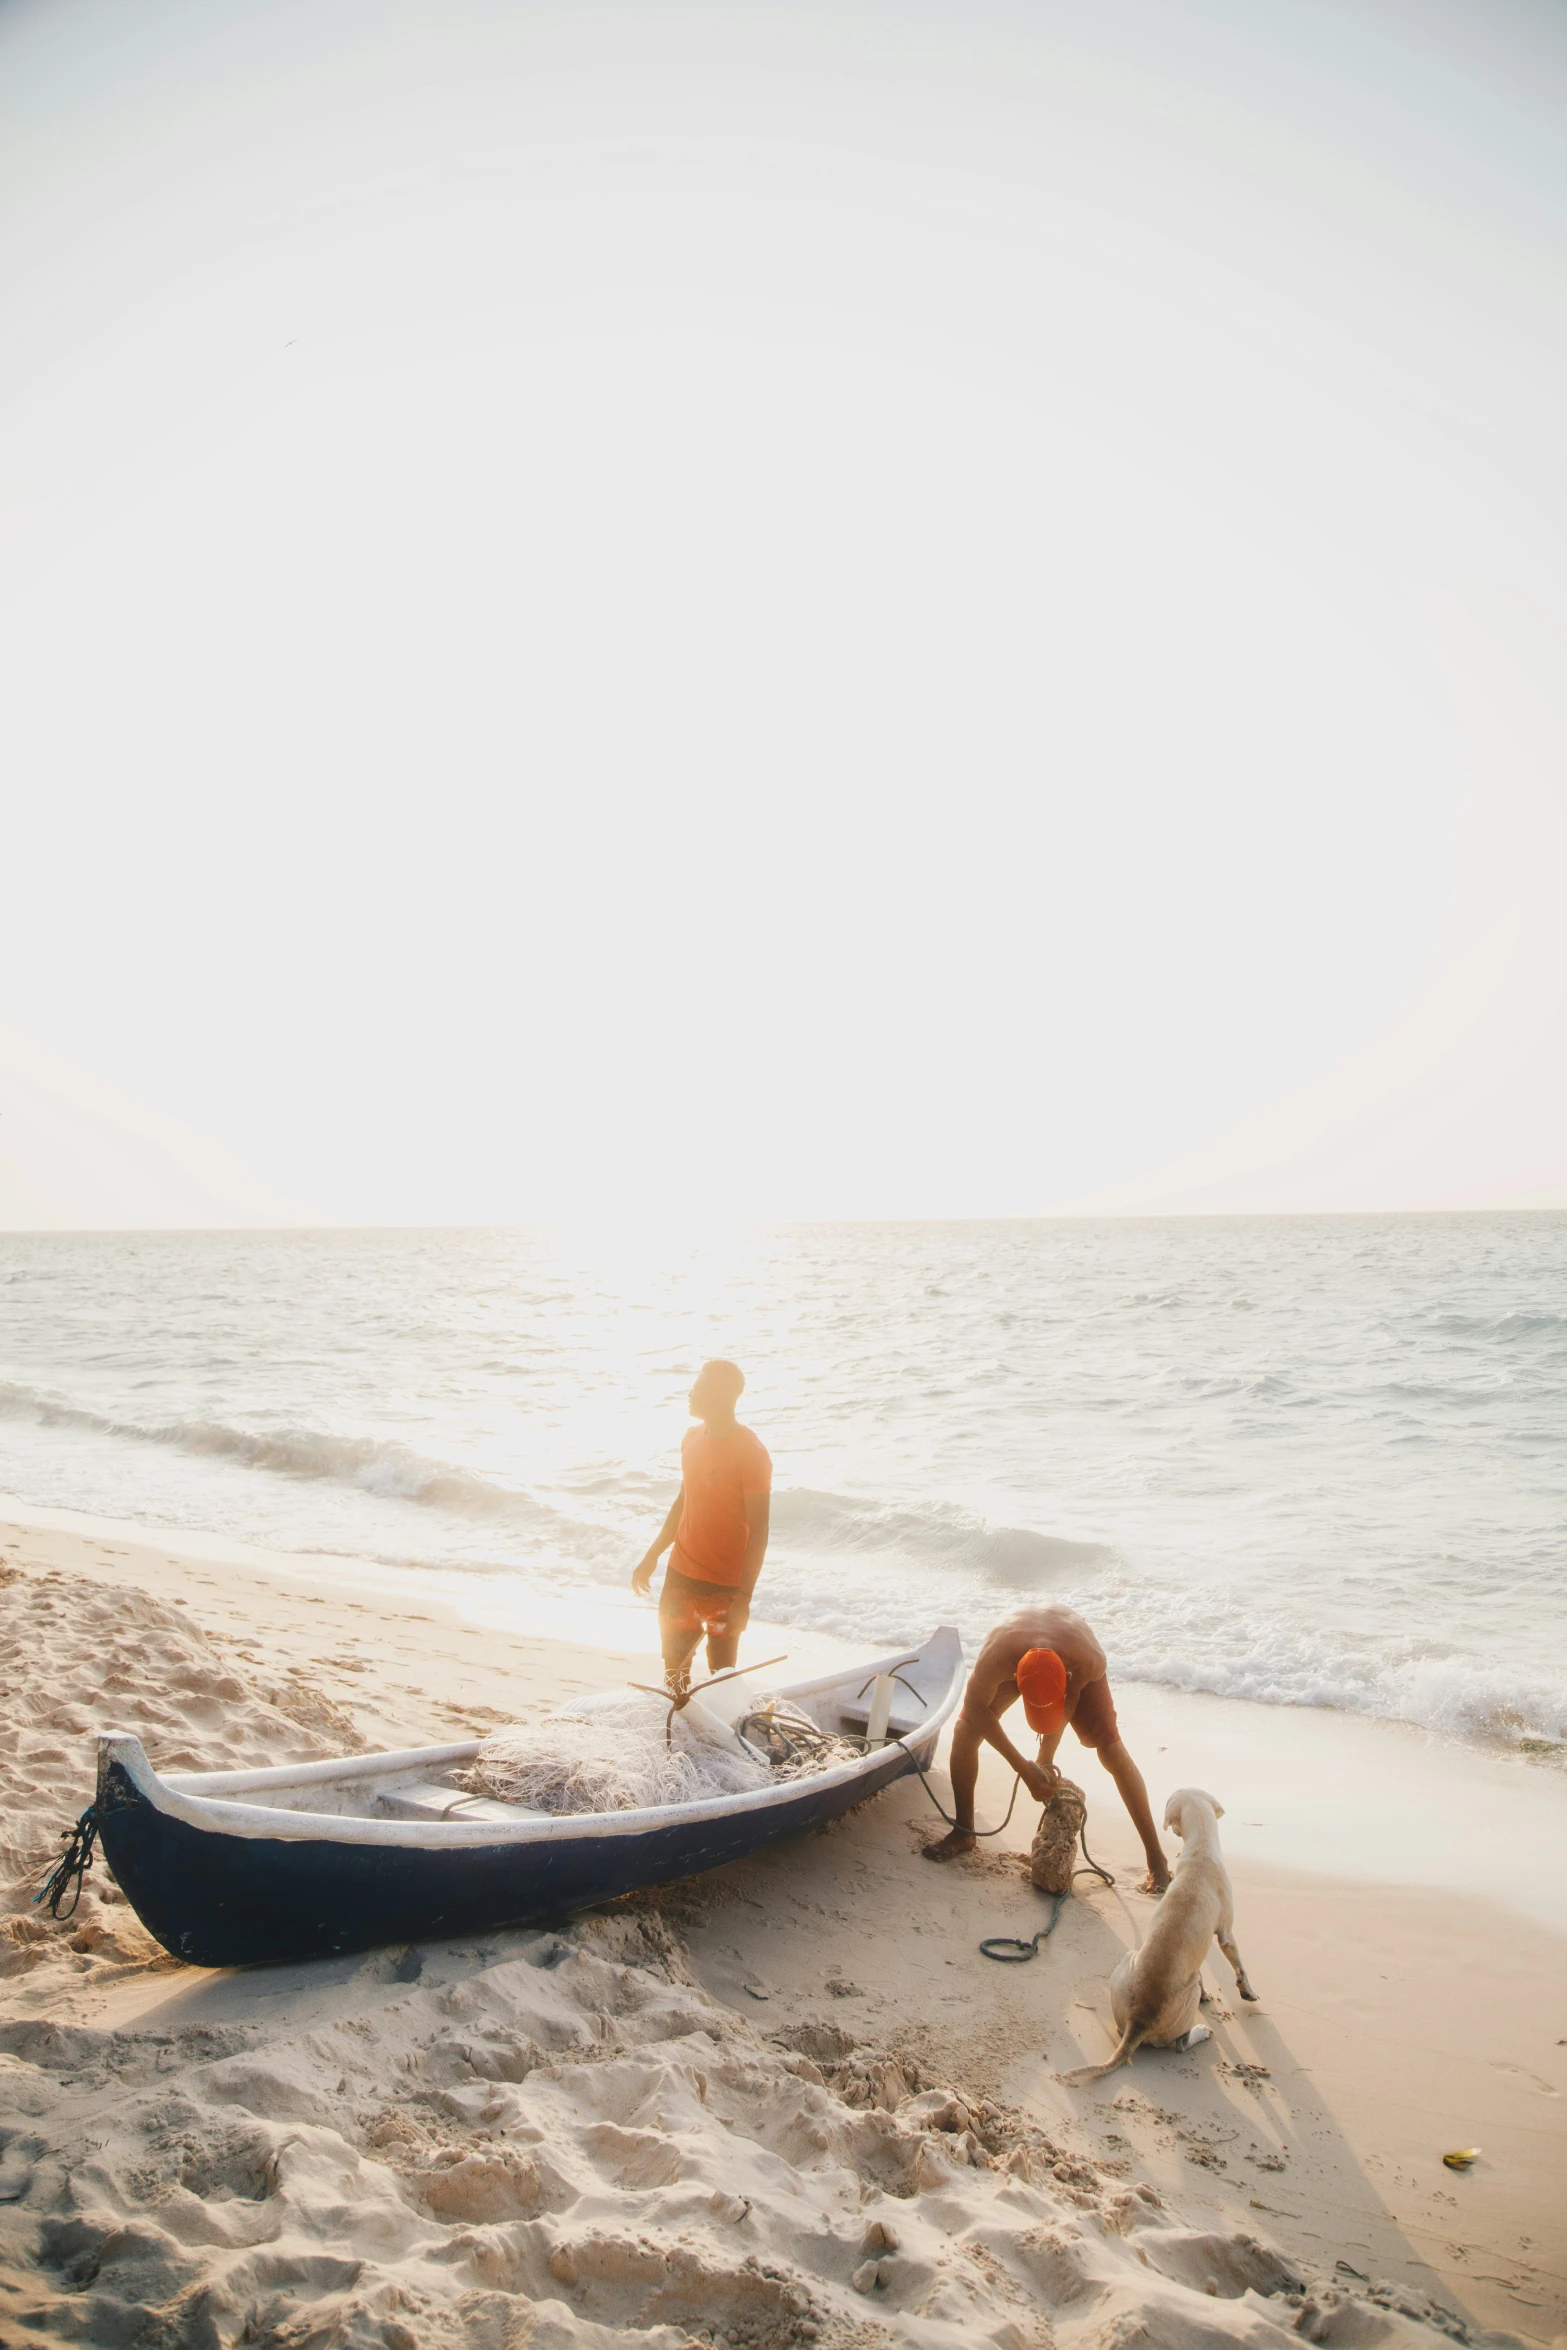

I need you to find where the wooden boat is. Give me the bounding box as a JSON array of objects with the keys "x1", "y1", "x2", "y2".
[{"x1": 82, "y1": 1630, "x2": 963, "y2": 1968}]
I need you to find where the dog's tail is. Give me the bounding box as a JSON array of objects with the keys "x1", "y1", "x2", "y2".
[{"x1": 1063, "y1": 2019, "x2": 1145, "y2": 2085}]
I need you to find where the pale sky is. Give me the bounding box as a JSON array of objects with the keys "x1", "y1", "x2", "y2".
[{"x1": 3, "y1": 0, "x2": 1566, "y2": 1226}]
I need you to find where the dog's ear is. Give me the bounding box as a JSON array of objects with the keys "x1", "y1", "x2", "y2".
[
  {"x1": 1209, "y1": 1796, "x2": 1225, "y2": 1819},
  {"x1": 1162, "y1": 1790, "x2": 1186, "y2": 1833}
]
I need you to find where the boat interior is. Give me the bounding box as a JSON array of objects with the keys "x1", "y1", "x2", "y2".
[{"x1": 151, "y1": 1631, "x2": 961, "y2": 1829}]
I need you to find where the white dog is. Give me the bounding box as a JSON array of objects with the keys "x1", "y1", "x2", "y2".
[{"x1": 1066, "y1": 1787, "x2": 1257, "y2": 2083}]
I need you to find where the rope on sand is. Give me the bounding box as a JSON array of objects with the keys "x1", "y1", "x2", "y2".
[
  {"x1": 35, "y1": 1804, "x2": 101, "y2": 1920},
  {"x1": 892, "y1": 1742, "x2": 1118, "y2": 1961},
  {"x1": 978, "y1": 1895, "x2": 1069, "y2": 1960}
]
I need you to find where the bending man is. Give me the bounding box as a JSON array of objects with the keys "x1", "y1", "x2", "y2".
[
  {"x1": 922, "y1": 1605, "x2": 1170, "y2": 1893},
  {"x1": 631, "y1": 1359, "x2": 772, "y2": 1696}
]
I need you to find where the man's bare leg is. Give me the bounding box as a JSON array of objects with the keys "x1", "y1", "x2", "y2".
[
  {"x1": 922, "y1": 1714, "x2": 982, "y2": 1859},
  {"x1": 926, "y1": 1720, "x2": 1066, "y2": 1860},
  {"x1": 657, "y1": 1595, "x2": 702, "y2": 1697},
  {"x1": 701, "y1": 1585, "x2": 753, "y2": 1678},
  {"x1": 704, "y1": 1634, "x2": 736, "y2": 1674},
  {"x1": 1096, "y1": 1736, "x2": 1170, "y2": 1892},
  {"x1": 661, "y1": 1631, "x2": 699, "y2": 1697}
]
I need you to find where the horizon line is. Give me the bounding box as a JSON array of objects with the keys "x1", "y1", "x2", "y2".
[{"x1": 3, "y1": 1205, "x2": 1566, "y2": 1239}]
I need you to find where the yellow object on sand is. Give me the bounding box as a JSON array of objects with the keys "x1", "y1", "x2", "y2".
[{"x1": 1441, "y1": 2148, "x2": 1481, "y2": 2171}]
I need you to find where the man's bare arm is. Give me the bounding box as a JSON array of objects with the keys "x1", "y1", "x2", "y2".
[
  {"x1": 961, "y1": 1671, "x2": 1059, "y2": 1800},
  {"x1": 740, "y1": 1491, "x2": 769, "y2": 1588},
  {"x1": 632, "y1": 1488, "x2": 684, "y2": 1595}
]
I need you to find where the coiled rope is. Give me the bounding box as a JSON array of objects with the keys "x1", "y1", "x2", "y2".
[{"x1": 978, "y1": 1896, "x2": 1068, "y2": 1961}]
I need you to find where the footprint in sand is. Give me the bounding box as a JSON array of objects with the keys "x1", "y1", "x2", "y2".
[{"x1": 1489, "y1": 2062, "x2": 1558, "y2": 2095}]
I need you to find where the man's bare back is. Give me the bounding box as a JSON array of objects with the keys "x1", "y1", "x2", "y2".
[
  {"x1": 922, "y1": 1605, "x2": 1170, "y2": 1893},
  {"x1": 966, "y1": 1606, "x2": 1107, "y2": 1718}
]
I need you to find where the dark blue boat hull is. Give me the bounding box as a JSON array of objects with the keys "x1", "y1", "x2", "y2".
[{"x1": 97, "y1": 1738, "x2": 928, "y2": 1969}]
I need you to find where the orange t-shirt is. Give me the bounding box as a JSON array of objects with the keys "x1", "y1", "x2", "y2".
[{"x1": 671, "y1": 1422, "x2": 773, "y2": 1588}]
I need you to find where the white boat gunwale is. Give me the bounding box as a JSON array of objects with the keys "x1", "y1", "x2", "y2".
[{"x1": 99, "y1": 1632, "x2": 962, "y2": 1852}]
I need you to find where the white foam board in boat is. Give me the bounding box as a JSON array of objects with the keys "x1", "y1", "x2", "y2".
[{"x1": 374, "y1": 1781, "x2": 549, "y2": 1825}]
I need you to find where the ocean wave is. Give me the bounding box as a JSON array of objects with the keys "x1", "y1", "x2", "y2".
[
  {"x1": 1091, "y1": 1577, "x2": 1567, "y2": 1750},
  {"x1": 1430, "y1": 1309, "x2": 1567, "y2": 1341},
  {"x1": 722, "y1": 1541, "x2": 1567, "y2": 1750},
  {"x1": 0, "y1": 1378, "x2": 568, "y2": 1533},
  {"x1": 772, "y1": 1487, "x2": 1116, "y2": 1586},
  {"x1": 0, "y1": 1378, "x2": 1114, "y2": 1591},
  {"x1": 5, "y1": 1369, "x2": 1563, "y2": 1752}
]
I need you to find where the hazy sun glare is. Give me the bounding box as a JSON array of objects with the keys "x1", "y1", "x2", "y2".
[{"x1": 4, "y1": 0, "x2": 1567, "y2": 1220}]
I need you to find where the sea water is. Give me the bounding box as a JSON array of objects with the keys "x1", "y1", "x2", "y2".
[{"x1": 1, "y1": 1218, "x2": 1564, "y2": 1752}]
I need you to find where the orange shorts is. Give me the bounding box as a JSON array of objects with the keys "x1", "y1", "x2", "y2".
[
  {"x1": 1066, "y1": 1675, "x2": 1119, "y2": 1750},
  {"x1": 660, "y1": 1566, "x2": 749, "y2": 1639}
]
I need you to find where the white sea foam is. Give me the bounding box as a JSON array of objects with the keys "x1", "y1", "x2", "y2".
[
  {"x1": 0, "y1": 1378, "x2": 576, "y2": 1533},
  {"x1": 1085, "y1": 1573, "x2": 1567, "y2": 1745},
  {"x1": 1, "y1": 1218, "x2": 1565, "y2": 1755}
]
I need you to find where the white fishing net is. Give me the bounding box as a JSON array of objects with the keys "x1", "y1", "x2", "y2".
[
  {"x1": 456, "y1": 1691, "x2": 769, "y2": 1815},
  {"x1": 456, "y1": 1689, "x2": 863, "y2": 1816}
]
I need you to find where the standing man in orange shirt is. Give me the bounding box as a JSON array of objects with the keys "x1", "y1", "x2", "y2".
[{"x1": 631, "y1": 1360, "x2": 773, "y2": 1696}]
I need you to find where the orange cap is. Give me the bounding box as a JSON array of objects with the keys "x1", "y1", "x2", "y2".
[{"x1": 1016, "y1": 1647, "x2": 1068, "y2": 1733}]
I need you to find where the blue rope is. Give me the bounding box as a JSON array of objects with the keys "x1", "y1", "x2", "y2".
[{"x1": 979, "y1": 1894, "x2": 1069, "y2": 1961}]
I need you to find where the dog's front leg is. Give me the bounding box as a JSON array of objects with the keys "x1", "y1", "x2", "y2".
[{"x1": 1217, "y1": 1929, "x2": 1258, "y2": 2002}]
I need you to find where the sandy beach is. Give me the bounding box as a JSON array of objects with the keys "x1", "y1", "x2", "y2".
[{"x1": 3, "y1": 1501, "x2": 1563, "y2": 2350}]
